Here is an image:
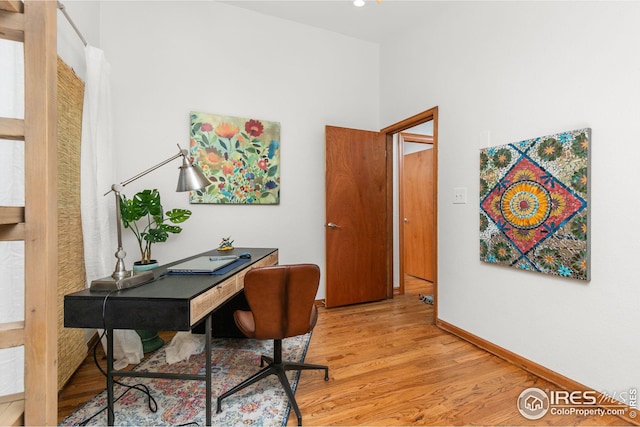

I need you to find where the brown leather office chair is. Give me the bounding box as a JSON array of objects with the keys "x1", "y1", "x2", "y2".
[{"x1": 216, "y1": 264, "x2": 329, "y2": 426}]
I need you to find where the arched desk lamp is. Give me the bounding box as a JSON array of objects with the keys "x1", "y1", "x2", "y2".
[{"x1": 90, "y1": 145, "x2": 209, "y2": 291}]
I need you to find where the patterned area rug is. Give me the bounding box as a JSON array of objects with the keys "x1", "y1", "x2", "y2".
[{"x1": 60, "y1": 333, "x2": 312, "y2": 426}]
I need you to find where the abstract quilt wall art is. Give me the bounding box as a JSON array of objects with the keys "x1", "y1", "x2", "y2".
[
  {"x1": 479, "y1": 128, "x2": 590, "y2": 280},
  {"x1": 189, "y1": 111, "x2": 280, "y2": 204}
]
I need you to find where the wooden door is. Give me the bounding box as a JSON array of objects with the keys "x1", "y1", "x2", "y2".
[
  {"x1": 402, "y1": 146, "x2": 435, "y2": 281},
  {"x1": 325, "y1": 126, "x2": 389, "y2": 308}
]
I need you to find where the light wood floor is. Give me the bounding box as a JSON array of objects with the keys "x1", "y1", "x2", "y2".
[
  {"x1": 286, "y1": 276, "x2": 628, "y2": 426},
  {"x1": 59, "y1": 277, "x2": 628, "y2": 426}
]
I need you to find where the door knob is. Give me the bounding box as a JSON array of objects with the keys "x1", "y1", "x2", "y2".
[
  {"x1": 403, "y1": 218, "x2": 408, "y2": 223},
  {"x1": 327, "y1": 222, "x2": 339, "y2": 228}
]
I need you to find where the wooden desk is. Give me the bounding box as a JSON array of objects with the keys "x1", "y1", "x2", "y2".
[{"x1": 64, "y1": 247, "x2": 278, "y2": 426}]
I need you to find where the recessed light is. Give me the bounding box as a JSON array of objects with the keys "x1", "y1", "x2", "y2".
[{"x1": 354, "y1": 0, "x2": 365, "y2": 7}]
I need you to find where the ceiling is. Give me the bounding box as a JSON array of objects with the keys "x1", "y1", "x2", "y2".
[{"x1": 217, "y1": 0, "x2": 434, "y2": 43}]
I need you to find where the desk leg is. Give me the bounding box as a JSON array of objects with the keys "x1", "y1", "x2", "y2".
[
  {"x1": 107, "y1": 328, "x2": 115, "y2": 426},
  {"x1": 206, "y1": 315, "x2": 212, "y2": 426}
]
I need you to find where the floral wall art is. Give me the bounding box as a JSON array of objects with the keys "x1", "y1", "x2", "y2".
[
  {"x1": 479, "y1": 128, "x2": 590, "y2": 280},
  {"x1": 189, "y1": 111, "x2": 280, "y2": 204}
]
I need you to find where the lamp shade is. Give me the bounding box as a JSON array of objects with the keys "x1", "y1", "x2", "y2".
[{"x1": 176, "y1": 157, "x2": 210, "y2": 192}]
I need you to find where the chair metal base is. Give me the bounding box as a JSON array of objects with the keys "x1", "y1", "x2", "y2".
[{"x1": 216, "y1": 339, "x2": 329, "y2": 426}]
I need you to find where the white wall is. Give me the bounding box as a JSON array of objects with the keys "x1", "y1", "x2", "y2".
[
  {"x1": 381, "y1": 1, "x2": 640, "y2": 396},
  {"x1": 99, "y1": 1, "x2": 380, "y2": 299}
]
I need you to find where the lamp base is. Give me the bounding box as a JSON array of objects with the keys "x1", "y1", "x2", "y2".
[{"x1": 90, "y1": 270, "x2": 155, "y2": 291}]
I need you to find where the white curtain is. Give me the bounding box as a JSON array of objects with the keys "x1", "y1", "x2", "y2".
[
  {"x1": 0, "y1": 40, "x2": 25, "y2": 396},
  {"x1": 80, "y1": 45, "x2": 142, "y2": 369}
]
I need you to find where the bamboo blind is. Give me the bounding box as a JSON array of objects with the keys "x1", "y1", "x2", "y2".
[{"x1": 56, "y1": 56, "x2": 87, "y2": 390}]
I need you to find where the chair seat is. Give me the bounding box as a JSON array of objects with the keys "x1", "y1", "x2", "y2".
[
  {"x1": 235, "y1": 305, "x2": 319, "y2": 340},
  {"x1": 234, "y1": 310, "x2": 256, "y2": 338}
]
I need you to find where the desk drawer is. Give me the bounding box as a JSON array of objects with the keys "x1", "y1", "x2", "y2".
[
  {"x1": 189, "y1": 251, "x2": 278, "y2": 326},
  {"x1": 190, "y1": 276, "x2": 237, "y2": 325},
  {"x1": 236, "y1": 250, "x2": 279, "y2": 290}
]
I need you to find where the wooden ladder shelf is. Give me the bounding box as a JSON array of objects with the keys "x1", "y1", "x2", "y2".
[{"x1": 0, "y1": 1, "x2": 59, "y2": 425}]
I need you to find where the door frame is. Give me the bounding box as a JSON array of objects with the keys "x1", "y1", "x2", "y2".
[{"x1": 381, "y1": 106, "x2": 439, "y2": 318}]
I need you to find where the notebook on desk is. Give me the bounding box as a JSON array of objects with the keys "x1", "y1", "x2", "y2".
[{"x1": 166, "y1": 256, "x2": 238, "y2": 274}]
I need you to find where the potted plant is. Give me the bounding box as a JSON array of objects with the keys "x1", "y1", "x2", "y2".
[
  {"x1": 119, "y1": 188, "x2": 192, "y2": 352},
  {"x1": 119, "y1": 188, "x2": 193, "y2": 268}
]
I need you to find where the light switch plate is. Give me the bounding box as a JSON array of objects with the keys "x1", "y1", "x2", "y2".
[
  {"x1": 453, "y1": 187, "x2": 467, "y2": 204},
  {"x1": 478, "y1": 130, "x2": 491, "y2": 149}
]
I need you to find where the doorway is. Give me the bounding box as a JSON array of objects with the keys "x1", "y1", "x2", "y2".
[{"x1": 382, "y1": 107, "x2": 438, "y2": 319}]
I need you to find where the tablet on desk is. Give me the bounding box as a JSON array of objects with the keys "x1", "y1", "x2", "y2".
[{"x1": 167, "y1": 256, "x2": 238, "y2": 274}]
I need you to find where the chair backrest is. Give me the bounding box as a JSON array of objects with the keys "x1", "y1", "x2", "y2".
[{"x1": 243, "y1": 264, "x2": 320, "y2": 340}]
